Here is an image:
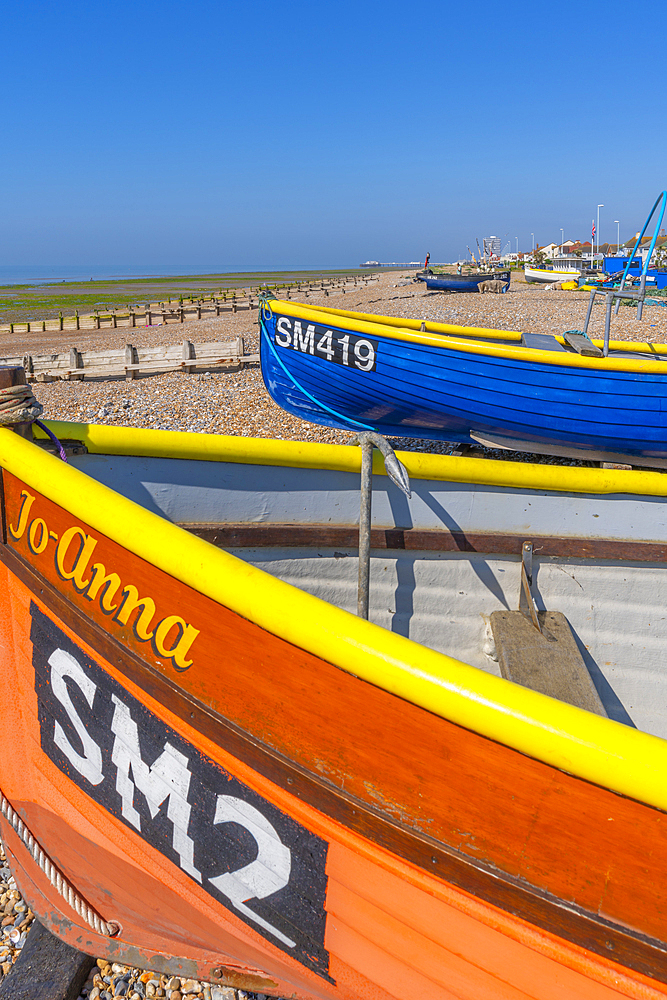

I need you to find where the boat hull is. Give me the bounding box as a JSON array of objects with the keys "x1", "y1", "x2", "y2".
[
  {"x1": 524, "y1": 267, "x2": 581, "y2": 283},
  {"x1": 419, "y1": 270, "x2": 511, "y2": 292},
  {"x1": 259, "y1": 302, "x2": 667, "y2": 455},
  {"x1": 5, "y1": 430, "x2": 667, "y2": 996}
]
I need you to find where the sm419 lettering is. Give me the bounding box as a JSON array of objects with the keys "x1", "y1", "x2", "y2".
[
  {"x1": 30, "y1": 603, "x2": 331, "y2": 980},
  {"x1": 273, "y1": 315, "x2": 378, "y2": 372}
]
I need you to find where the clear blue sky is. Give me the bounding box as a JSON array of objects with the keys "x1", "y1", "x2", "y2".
[{"x1": 2, "y1": 0, "x2": 666, "y2": 268}]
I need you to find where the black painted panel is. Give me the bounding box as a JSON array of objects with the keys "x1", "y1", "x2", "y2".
[{"x1": 31, "y1": 602, "x2": 331, "y2": 981}]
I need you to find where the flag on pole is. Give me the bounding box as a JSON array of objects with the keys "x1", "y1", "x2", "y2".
[{"x1": 592, "y1": 221, "x2": 596, "y2": 240}]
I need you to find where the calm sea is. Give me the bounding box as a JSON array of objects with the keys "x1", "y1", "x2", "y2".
[{"x1": 0, "y1": 264, "x2": 315, "y2": 287}]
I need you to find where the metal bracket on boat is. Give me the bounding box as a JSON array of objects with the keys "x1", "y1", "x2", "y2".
[
  {"x1": 352, "y1": 433, "x2": 411, "y2": 620},
  {"x1": 518, "y1": 541, "x2": 542, "y2": 633}
]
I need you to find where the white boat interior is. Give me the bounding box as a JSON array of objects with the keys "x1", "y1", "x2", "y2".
[{"x1": 70, "y1": 452, "x2": 667, "y2": 740}]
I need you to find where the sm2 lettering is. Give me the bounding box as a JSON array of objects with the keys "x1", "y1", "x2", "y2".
[
  {"x1": 31, "y1": 603, "x2": 331, "y2": 981},
  {"x1": 273, "y1": 315, "x2": 378, "y2": 373}
]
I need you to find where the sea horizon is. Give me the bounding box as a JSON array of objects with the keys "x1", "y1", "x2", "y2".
[{"x1": 0, "y1": 263, "x2": 363, "y2": 288}]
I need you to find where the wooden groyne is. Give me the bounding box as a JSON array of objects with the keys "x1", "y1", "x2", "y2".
[{"x1": 0, "y1": 274, "x2": 379, "y2": 335}]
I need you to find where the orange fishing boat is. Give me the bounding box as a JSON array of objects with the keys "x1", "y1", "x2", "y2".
[{"x1": 3, "y1": 368, "x2": 667, "y2": 999}]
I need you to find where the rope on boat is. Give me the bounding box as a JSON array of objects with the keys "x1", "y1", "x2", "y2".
[
  {"x1": 0, "y1": 383, "x2": 68, "y2": 461},
  {"x1": 0, "y1": 788, "x2": 120, "y2": 937},
  {"x1": 34, "y1": 419, "x2": 68, "y2": 461},
  {"x1": 0, "y1": 384, "x2": 43, "y2": 424}
]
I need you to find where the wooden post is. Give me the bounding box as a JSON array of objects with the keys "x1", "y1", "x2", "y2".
[
  {"x1": 215, "y1": 301, "x2": 221, "y2": 316},
  {"x1": 0, "y1": 367, "x2": 32, "y2": 440},
  {"x1": 161, "y1": 305, "x2": 167, "y2": 325},
  {"x1": 196, "y1": 302, "x2": 202, "y2": 320},
  {"x1": 145, "y1": 305, "x2": 152, "y2": 326},
  {"x1": 69, "y1": 347, "x2": 84, "y2": 381},
  {"x1": 130, "y1": 308, "x2": 136, "y2": 328},
  {"x1": 27, "y1": 322, "x2": 31, "y2": 333},
  {"x1": 94, "y1": 310, "x2": 100, "y2": 330},
  {"x1": 179, "y1": 306, "x2": 185, "y2": 323},
  {"x1": 182, "y1": 339, "x2": 196, "y2": 374},
  {"x1": 112, "y1": 310, "x2": 117, "y2": 329},
  {"x1": 58, "y1": 311, "x2": 63, "y2": 331},
  {"x1": 42, "y1": 320, "x2": 45, "y2": 332},
  {"x1": 75, "y1": 310, "x2": 80, "y2": 331},
  {"x1": 125, "y1": 343, "x2": 137, "y2": 381}
]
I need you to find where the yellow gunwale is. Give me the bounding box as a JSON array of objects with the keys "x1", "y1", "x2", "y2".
[
  {"x1": 33, "y1": 420, "x2": 667, "y2": 497},
  {"x1": 268, "y1": 298, "x2": 667, "y2": 372},
  {"x1": 10, "y1": 424, "x2": 667, "y2": 813}
]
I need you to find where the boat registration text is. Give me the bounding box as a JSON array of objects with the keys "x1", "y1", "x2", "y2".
[{"x1": 273, "y1": 315, "x2": 378, "y2": 372}]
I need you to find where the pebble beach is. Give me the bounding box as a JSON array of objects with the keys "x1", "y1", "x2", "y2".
[
  {"x1": 2, "y1": 268, "x2": 667, "y2": 998},
  {"x1": 15, "y1": 268, "x2": 667, "y2": 455}
]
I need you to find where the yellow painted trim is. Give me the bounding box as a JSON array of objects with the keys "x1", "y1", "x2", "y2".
[
  {"x1": 33, "y1": 420, "x2": 667, "y2": 497},
  {"x1": 297, "y1": 301, "x2": 524, "y2": 342},
  {"x1": 270, "y1": 298, "x2": 667, "y2": 371},
  {"x1": 5, "y1": 427, "x2": 667, "y2": 811}
]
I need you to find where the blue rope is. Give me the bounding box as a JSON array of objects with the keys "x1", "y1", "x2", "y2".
[
  {"x1": 259, "y1": 312, "x2": 375, "y2": 432},
  {"x1": 35, "y1": 419, "x2": 68, "y2": 462}
]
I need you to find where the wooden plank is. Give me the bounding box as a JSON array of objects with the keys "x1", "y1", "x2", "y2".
[
  {"x1": 490, "y1": 610, "x2": 608, "y2": 715},
  {"x1": 563, "y1": 332, "x2": 603, "y2": 357},
  {"x1": 80, "y1": 348, "x2": 127, "y2": 363},
  {"x1": 180, "y1": 521, "x2": 667, "y2": 562},
  {"x1": 521, "y1": 333, "x2": 568, "y2": 352},
  {"x1": 0, "y1": 918, "x2": 94, "y2": 1000}
]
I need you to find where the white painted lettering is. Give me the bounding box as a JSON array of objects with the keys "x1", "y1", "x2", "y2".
[
  {"x1": 315, "y1": 329, "x2": 334, "y2": 359},
  {"x1": 209, "y1": 795, "x2": 295, "y2": 947},
  {"x1": 49, "y1": 649, "x2": 104, "y2": 786},
  {"x1": 275, "y1": 316, "x2": 292, "y2": 347},
  {"x1": 295, "y1": 322, "x2": 315, "y2": 354},
  {"x1": 337, "y1": 334, "x2": 350, "y2": 365},
  {"x1": 110, "y1": 695, "x2": 201, "y2": 882}
]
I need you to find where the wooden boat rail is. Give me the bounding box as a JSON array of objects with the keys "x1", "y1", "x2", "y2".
[{"x1": 182, "y1": 520, "x2": 667, "y2": 563}]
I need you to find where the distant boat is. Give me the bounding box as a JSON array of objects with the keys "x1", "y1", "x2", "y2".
[
  {"x1": 260, "y1": 297, "x2": 667, "y2": 458},
  {"x1": 524, "y1": 266, "x2": 581, "y2": 283},
  {"x1": 418, "y1": 270, "x2": 511, "y2": 293}
]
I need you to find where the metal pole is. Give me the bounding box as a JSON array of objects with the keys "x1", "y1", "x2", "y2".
[
  {"x1": 638, "y1": 274, "x2": 647, "y2": 322},
  {"x1": 560, "y1": 228, "x2": 564, "y2": 254},
  {"x1": 597, "y1": 204, "x2": 604, "y2": 265},
  {"x1": 603, "y1": 291, "x2": 613, "y2": 357},
  {"x1": 354, "y1": 432, "x2": 411, "y2": 620},
  {"x1": 615, "y1": 220, "x2": 620, "y2": 254},
  {"x1": 357, "y1": 438, "x2": 374, "y2": 619},
  {"x1": 582, "y1": 290, "x2": 596, "y2": 336}
]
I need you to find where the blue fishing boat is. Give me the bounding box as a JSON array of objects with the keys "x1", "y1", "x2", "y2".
[
  {"x1": 259, "y1": 298, "x2": 667, "y2": 460},
  {"x1": 417, "y1": 270, "x2": 511, "y2": 292}
]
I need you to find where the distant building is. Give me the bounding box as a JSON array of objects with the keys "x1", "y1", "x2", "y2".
[{"x1": 483, "y1": 236, "x2": 501, "y2": 259}]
